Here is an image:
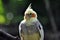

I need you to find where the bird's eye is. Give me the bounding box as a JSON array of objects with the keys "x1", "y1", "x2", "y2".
[{"x1": 30, "y1": 13, "x2": 32, "y2": 15}]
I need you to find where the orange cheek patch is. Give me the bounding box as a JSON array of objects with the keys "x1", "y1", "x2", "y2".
[{"x1": 32, "y1": 13, "x2": 35, "y2": 17}]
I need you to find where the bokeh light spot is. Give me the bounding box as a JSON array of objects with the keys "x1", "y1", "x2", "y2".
[{"x1": 6, "y1": 12, "x2": 14, "y2": 20}]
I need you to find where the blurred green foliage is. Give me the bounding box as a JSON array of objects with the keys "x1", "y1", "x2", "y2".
[
  {"x1": 0, "y1": 0, "x2": 6, "y2": 24},
  {"x1": 0, "y1": 15, "x2": 6, "y2": 24},
  {"x1": 0, "y1": 0, "x2": 48, "y2": 25},
  {"x1": 0, "y1": 0, "x2": 4, "y2": 14}
]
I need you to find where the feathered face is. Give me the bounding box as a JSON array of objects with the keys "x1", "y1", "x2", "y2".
[
  {"x1": 24, "y1": 8, "x2": 37, "y2": 20},
  {"x1": 24, "y1": 4, "x2": 37, "y2": 20},
  {"x1": 25, "y1": 13, "x2": 36, "y2": 19}
]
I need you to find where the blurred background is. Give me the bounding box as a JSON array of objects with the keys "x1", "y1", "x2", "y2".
[{"x1": 0, "y1": 0, "x2": 60, "y2": 40}]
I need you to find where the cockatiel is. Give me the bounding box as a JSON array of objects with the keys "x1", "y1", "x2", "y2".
[{"x1": 19, "y1": 4, "x2": 44, "y2": 40}]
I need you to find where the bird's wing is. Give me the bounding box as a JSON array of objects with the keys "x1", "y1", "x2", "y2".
[
  {"x1": 36, "y1": 20, "x2": 44, "y2": 40},
  {"x1": 19, "y1": 20, "x2": 25, "y2": 37},
  {"x1": 19, "y1": 20, "x2": 26, "y2": 36}
]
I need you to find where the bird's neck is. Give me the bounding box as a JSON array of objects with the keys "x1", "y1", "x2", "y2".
[
  {"x1": 24, "y1": 17, "x2": 37, "y2": 26},
  {"x1": 26, "y1": 17, "x2": 37, "y2": 22}
]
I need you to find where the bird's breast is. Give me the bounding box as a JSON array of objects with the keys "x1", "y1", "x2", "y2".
[
  {"x1": 21, "y1": 22, "x2": 41, "y2": 40},
  {"x1": 21, "y1": 23, "x2": 39, "y2": 35},
  {"x1": 22, "y1": 33, "x2": 40, "y2": 40}
]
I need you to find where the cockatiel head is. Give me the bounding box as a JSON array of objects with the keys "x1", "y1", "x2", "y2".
[{"x1": 24, "y1": 4, "x2": 37, "y2": 20}]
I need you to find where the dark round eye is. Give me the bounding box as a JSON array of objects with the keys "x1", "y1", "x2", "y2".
[{"x1": 30, "y1": 13, "x2": 32, "y2": 15}]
